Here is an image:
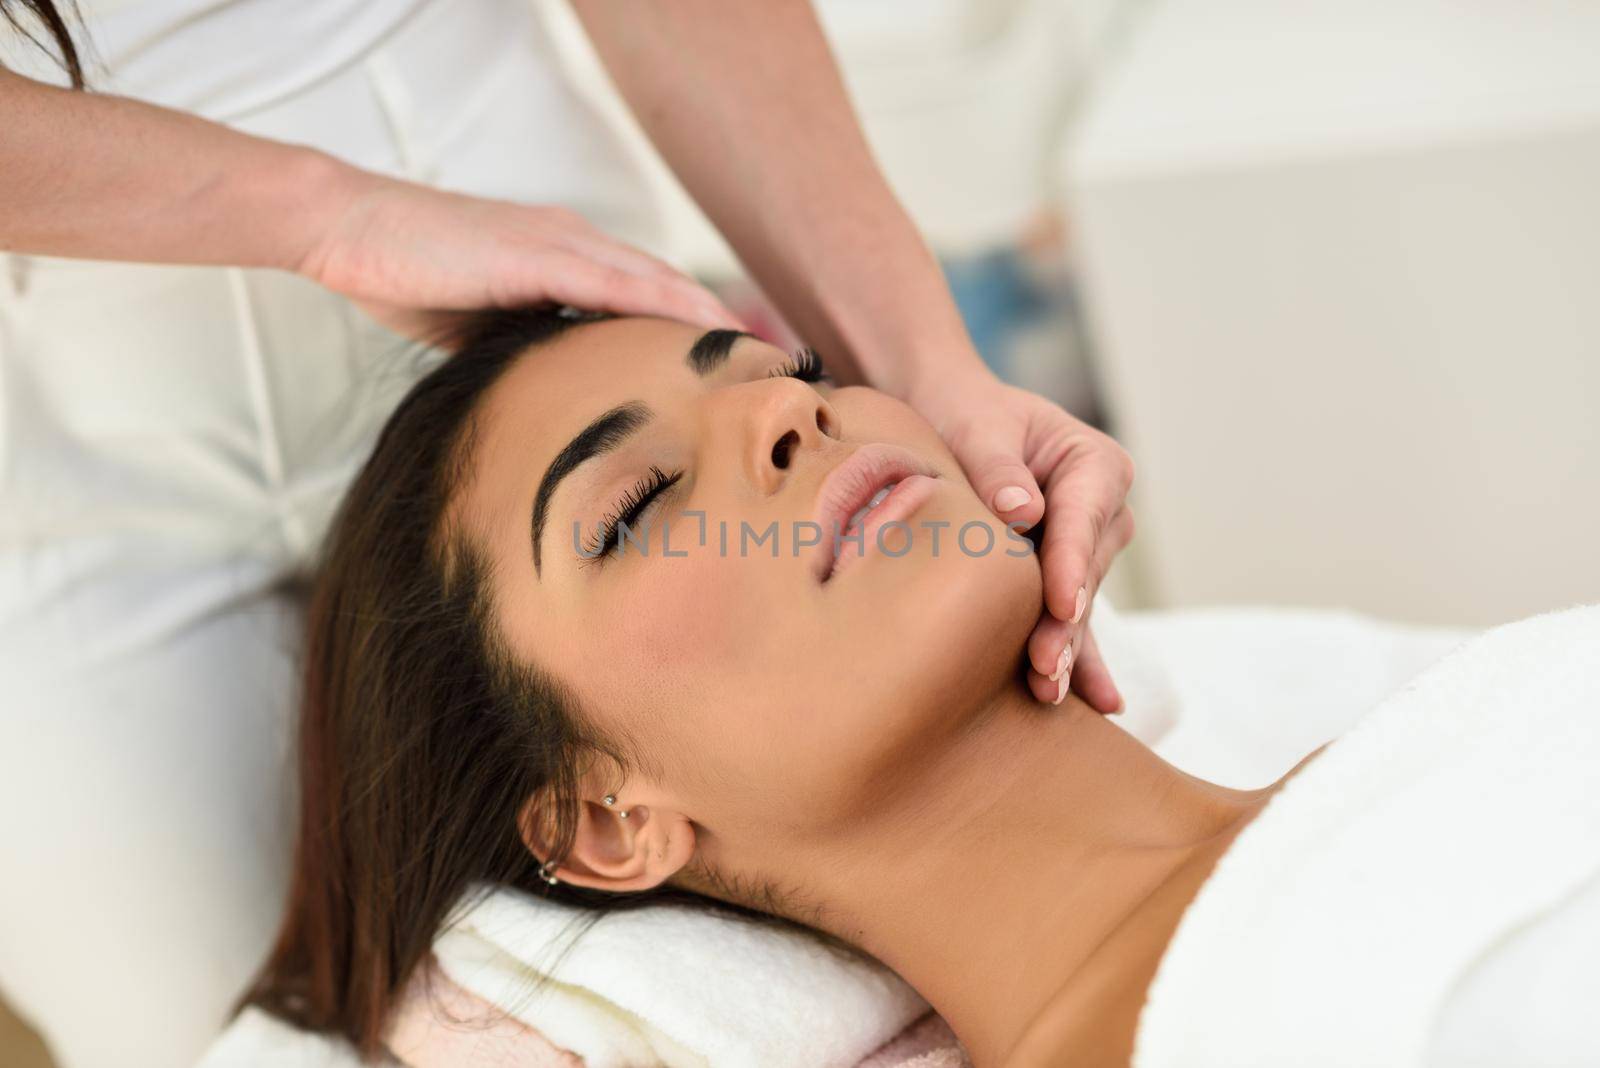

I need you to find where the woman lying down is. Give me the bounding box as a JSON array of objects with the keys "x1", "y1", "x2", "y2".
[{"x1": 241, "y1": 308, "x2": 1600, "y2": 1067}]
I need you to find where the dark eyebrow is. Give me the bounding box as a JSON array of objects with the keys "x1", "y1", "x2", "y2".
[
  {"x1": 687, "y1": 329, "x2": 757, "y2": 376},
  {"x1": 530, "y1": 329, "x2": 758, "y2": 576},
  {"x1": 531, "y1": 401, "x2": 652, "y2": 576}
]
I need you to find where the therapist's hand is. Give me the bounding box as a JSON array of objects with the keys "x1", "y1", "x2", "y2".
[
  {"x1": 913, "y1": 369, "x2": 1135, "y2": 714},
  {"x1": 297, "y1": 175, "x2": 742, "y2": 338}
]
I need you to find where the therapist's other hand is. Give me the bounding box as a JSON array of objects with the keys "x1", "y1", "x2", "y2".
[
  {"x1": 915, "y1": 371, "x2": 1135, "y2": 714},
  {"x1": 297, "y1": 176, "x2": 742, "y2": 338}
]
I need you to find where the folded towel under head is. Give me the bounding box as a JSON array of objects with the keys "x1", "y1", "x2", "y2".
[{"x1": 433, "y1": 889, "x2": 928, "y2": 1068}]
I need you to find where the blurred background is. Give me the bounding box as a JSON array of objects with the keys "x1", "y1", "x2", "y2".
[{"x1": 4, "y1": 0, "x2": 1599, "y2": 1062}]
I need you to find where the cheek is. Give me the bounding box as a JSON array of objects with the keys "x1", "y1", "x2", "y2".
[
  {"x1": 624, "y1": 559, "x2": 879, "y2": 824},
  {"x1": 578, "y1": 554, "x2": 818, "y2": 796},
  {"x1": 608, "y1": 553, "x2": 778, "y2": 679}
]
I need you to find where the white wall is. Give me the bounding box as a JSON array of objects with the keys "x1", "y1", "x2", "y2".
[{"x1": 1066, "y1": 0, "x2": 1600, "y2": 626}]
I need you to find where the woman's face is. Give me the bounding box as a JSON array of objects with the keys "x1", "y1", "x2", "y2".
[{"x1": 456, "y1": 317, "x2": 1041, "y2": 855}]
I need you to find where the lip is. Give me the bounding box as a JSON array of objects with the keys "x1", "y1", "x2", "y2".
[{"x1": 809, "y1": 443, "x2": 941, "y2": 584}]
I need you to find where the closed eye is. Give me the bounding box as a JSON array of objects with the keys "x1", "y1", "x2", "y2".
[
  {"x1": 576, "y1": 347, "x2": 826, "y2": 566},
  {"x1": 768, "y1": 347, "x2": 832, "y2": 385},
  {"x1": 581, "y1": 464, "x2": 683, "y2": 563}
]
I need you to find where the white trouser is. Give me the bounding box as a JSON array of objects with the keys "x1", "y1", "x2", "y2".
[{"x1": 0, "y1": 1, "x2": 657, "y2": 1065}]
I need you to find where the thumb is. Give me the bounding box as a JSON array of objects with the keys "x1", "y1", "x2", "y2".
[{"x1": 955, "y1": 430, "x2": 1046, "y2": 531}]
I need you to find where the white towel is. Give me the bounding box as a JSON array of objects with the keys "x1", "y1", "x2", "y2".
[
  {"x1": 1134, "y1": 602, "x2": 1600, "y2": 1067},
  {"x1": 431, "y1": 891, "x2": 928, "y2": 1068}
]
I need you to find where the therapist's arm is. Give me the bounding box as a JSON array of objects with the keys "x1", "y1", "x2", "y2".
[
  {"x1": 0, "y1": 66, "x2": 735, "y2": 332},
  {"x1": 568, "y1": 0, "x2": 970, "y2": 401},
  {"x1": 572, "y1": 0, "x2": 1135, "y2": 711},
  {"x1": 0, "y1": 67, "x2": 346, "y2": 269}
]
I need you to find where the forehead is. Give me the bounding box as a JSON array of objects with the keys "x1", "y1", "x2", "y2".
[
  {"x1": 455, "y1": 316, "x2": 738, "y2": 547},
  {"x1": 484, "y1": 316, "x2": 705, "y2": 436}
]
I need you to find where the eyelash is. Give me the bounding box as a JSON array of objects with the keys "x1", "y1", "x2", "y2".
[
  {"x1": 583, "y1": 350, "x2": 828, "y2": 563},
  {"x1": 584, "y1": 463, "x2": 683, "y2": 560},
  {"x1": 768, "y1": 347, "x2": 832, "y2": 384}
]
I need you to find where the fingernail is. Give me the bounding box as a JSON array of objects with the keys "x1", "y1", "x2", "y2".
[
  {"x1": 1071, "y1": 586, "x2": 1088, "y2": 624},
  {"x1": 1051, "y1": 646, "x2": 1073, "y2": 702},
  {"x1": 994, "y1": 485, "x2": 1031, "y2": 512}
]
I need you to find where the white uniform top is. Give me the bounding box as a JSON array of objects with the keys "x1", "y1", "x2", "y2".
[
  {"x1": 3, "y1": 0, "x2": 429, "y2": 117},
  {"x1": 0, "y1": 3, "x2": 661, "y2": 1065},
  {"x1": 0, "y1": 0, "x2": 663, "y2": 236}
]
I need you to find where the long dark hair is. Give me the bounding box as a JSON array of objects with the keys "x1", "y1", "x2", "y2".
[
  {"x1": 1, "y1": 0, "x2": 86, "y2": 88},
  {"x1": 242, "y1": 307, "x2": 799, "y2": 1059}
]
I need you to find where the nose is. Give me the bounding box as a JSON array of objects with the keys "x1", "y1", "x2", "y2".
[{"x1": 706, "y1": 376, "x2": 840, "y2": 496}]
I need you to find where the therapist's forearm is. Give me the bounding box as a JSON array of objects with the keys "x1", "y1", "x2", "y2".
[
  {"x1": 570, "y1": 0, "x2": 987, "y2": 401},
  {"x1": 0, "y1": 68, "x2": 358, "y2": 271}
]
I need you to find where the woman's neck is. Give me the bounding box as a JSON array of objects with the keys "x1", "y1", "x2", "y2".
[{"x1": 780, "y1": 685, "x2": 1277, "y2": 1067}]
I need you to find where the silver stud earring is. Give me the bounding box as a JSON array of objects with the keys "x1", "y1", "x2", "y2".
[
  {"x1": 538, "y1": 859, "x2": 560, "y2": 886},
  {"x1": 603, "y1": 794, "x2": 632, "y2": 819}
]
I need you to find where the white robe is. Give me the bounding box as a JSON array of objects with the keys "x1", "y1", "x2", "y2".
[{"x1": 1134, "y1": 603, "x2": 1600, "y2": 1067}]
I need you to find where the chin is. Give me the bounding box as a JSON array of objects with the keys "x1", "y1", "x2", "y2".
[{"x1": 797, "y1": 536, "x2": 1041, "y2": 831}]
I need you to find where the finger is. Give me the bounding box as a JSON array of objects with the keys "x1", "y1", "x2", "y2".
[
  {"x1": 543, "y1": 216, "x2": 747, "y2": 330},
  {"x1": 1037, "y1": 442, "x2": 1135, "y2": 624},
  {"x1": 552, "y1": 223, "x2": 683, "y2": 281},
  {"x1": 1026, "y1": 663, "x2": 1068, "y2": 706},
  {"x1": 1026, "y1": 622, "x2": 1089, "y2": 707},
  {"x1": 578, "y1": 264, "x2": 743, "y2": 330},
  {"x1": 530, "y1": 254, "x2": 743, "y2": 331},
  {"x1": 1026, "y1": 504, "x2": 1132, "y2": 692},
  {"x1": 1060, "y1": 519, "x2": 1131, "y2": 711},
  {"x1": 1026, "y1": 611, "x2": 1073, "y2": 683},
  {"x1": 533, "y1": 206, "x2": 676, "y2": 279},
  {"x1": 951, "y1": 423, "x2": 1048, "y2": 532},
  {"x1": 1069, "y1": 626, "x2": 1123, "y2": 715},
  {"x1": 1026, "y1": 610, "x2": 1092, "y2": 707},
  {"x1": 1081, "y1": 506, "x2": 1135, "y2": 609}
]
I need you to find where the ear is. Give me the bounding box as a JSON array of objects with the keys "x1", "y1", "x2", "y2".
[{"x1": 517, "y1": 787, "x2": 696, "y2": 893}]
